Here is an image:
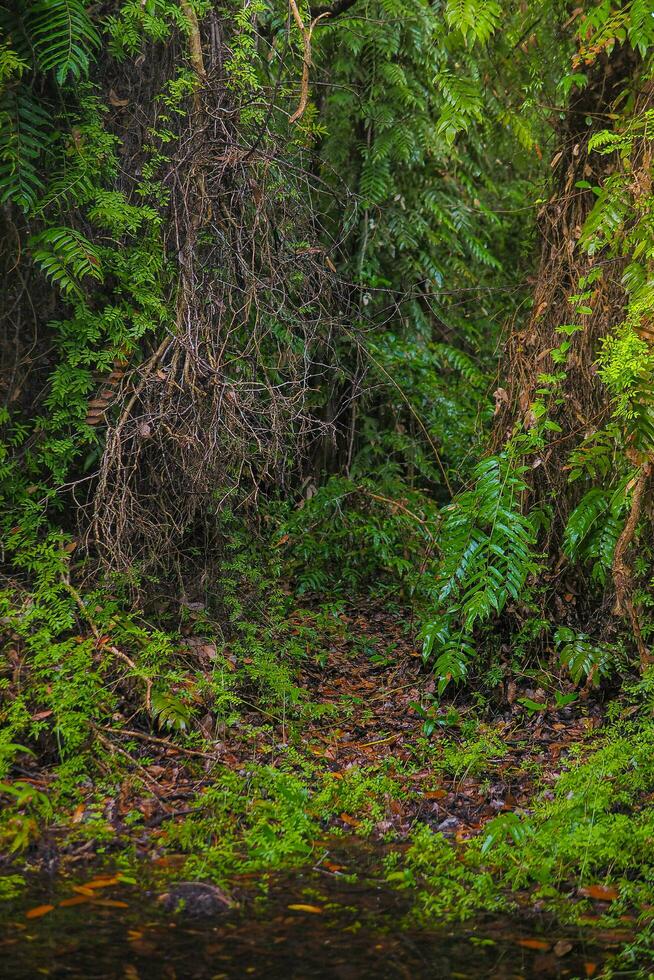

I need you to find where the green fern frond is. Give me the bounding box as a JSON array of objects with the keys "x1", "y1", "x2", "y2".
[
  {"x1": 0, "y1": 40, "x2": 28, "y2": 84},
  {"x1": 150, "y1": 690, "x2": 193, "y2": 732},
  {"x1": 25, "y1": 0, "x2": 100, "y2": 83},
  {"x1": 563, "y1": 480, "x2": 631, "y2": 584},
  {"x1": 423, "y1": 618, "x2": 477, "y2": 694},
  {"x1": 29, "y1": 226, "x2": 103, "y2": 297},
  {"x1": 423, "y1": 454, "x2": 539, "y2": 691},
  {"x1": 563, "y1": 488, "x2": 610, "y2": 559},
  {"x1": 481, "y1": 810, "x2": 530, "y2": 854},
  {"x1": 445, "y1": 0, "x2": 501, "y2": 46},
  {"x1": 435, "y1": 70, "x2": 483, "y2": 142},
  {"x1": 628, "y1": 0, "x2": 654, "y2": 57},
  {"x1": 0, "y1": 88, "x2": 52, "y2": 212},
  {"x1": 555, "y1": 628, "x2": 613, "y2": 685}
]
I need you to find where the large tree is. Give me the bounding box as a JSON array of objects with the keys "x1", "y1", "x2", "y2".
[{"x1": 422, "y1": 4, "x2": 654, "y2": 688}]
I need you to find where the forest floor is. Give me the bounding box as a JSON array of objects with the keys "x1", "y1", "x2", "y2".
[
  {"x1": 8, "y1": 604, "x2": 605, "y2": 867},
  {"x1": 2, "y1": 606, "x2": 651, "y2": 976}
]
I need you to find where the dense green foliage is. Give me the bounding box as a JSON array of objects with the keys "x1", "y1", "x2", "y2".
[
  {"x1": 0, "y1": 0, "x2": 558, "y2": 772},
  {"x1": 2, "y1": 0, "x2": 654, "y2": 971}
]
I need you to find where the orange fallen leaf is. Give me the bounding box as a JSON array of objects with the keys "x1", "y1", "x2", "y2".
[
  {"x1": 151, "y1": 854, "x2": 186, "y2": 868},
  {"x1": 585, "y1": 964, "x2": 598, "y2": 977},
  {"x1": 579, "y1": 884, "x2": 620, "y2": 902},
  {"x1": 516, "y1": 938, "x2": 550, "y2": 950},
  {"x1": 59, "y1": 896, "x2": 90, "y2": 908},
  {"x1": 593, "y1": 929, "x2": 634, "y2": 943},
  {"x1": 288, "y1": 904, "x2": 323, "y2": 914},
  {"x1": 91, "y1": 899, "x2": 129, "y2": 909},
  {"x1": 323, "y1": 861, "x2": 345, "y2": 873},
  {"x1": 423, "y1": 790, "x2": 447, "y2": 800},
  {"x1": 339, "y1": 813, "x2": 360, "y2": 827},
  {"x1": 72, "y1": 886, "x2": 95, "y2": 896},
  {"x1": 26, "y1": 904, "x2": 55, "y2": 919},
  {"x1": 82, "y1": 877, "x2": 120, "y2": 890}
]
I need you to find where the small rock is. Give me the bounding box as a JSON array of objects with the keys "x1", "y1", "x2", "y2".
[
  {"x1": 436, "y1": 816, "x2": 460, "y2": 834},
  {"x1": 159, "y1": 881, "x2": 233, "y2": 917}
]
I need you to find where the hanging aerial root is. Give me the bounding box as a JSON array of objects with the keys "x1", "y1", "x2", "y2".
[
  {"x1": 288, "y1": 0, "x2": 328, "y2": 124},
  {"x1": 89, "y1": 24, "x2": 346, "y2": 582},
  {"x1": 179, "y1": 0, "x2": 207, "y2": 83}
]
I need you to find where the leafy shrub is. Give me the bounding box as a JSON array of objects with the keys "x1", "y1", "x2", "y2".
[
  {"x1": 422, "y1": 452, "x2": 539, "y2": 692},
  {"x1": 279, "y1": 476, "x2": 439, "y2": 600}
]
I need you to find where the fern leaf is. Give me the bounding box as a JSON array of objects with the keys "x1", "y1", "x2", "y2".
[
  {"x1": 25, "y1": 0, "x2": 100, "y2": 83},
  {"x1": 150, "y1": 690, "x2": 192, "y2": 732},
  {"x1": 555, "y1": 628, "x2": 612, "y2": 685},
  {"x1": 445, "y1": 0, "x2": 501, "y2": 46},
  {"x1": 627, "y1": 0, "x2": 654, "y2": 58},
  {"x1": 563, "y1": 489, "x2": 609, "y2": 559},
  {"x1": 0, "y1": 88, "x2": 52, "y2": 212},
  {"x1": 29, "y1": 226, "x2": 103, "y2": 297},
  {"x1": 481, "y1": 811, "x2": 529, "y2": 854}
]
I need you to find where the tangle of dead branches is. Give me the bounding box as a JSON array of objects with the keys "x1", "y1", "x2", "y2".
[{"x1": 89, "y1": 12, "x2": 352, "y2": 582}]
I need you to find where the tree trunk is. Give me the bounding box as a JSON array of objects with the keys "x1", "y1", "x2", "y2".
[{"x1": 493, "y1": 44, "x2": 643, "y2": 556}]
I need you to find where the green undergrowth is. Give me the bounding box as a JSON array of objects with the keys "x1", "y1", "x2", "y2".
[
  {"x1": 163, "y1": 760, "x2": 407, "y2": 886},
  {"x1": 388, "y1": 678, "x2": 654, "y2": 954},
  {"x1": 0, "y1": 520, "x2": 342, "y2": 770},
  {"x1": 5, "y1": 669, "x2": 654, "y2": 973}
]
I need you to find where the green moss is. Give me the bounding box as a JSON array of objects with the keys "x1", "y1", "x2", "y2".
[
  {"x1": 162, "y1": 762, "x2": 408, "y2": 884},
  {"x1": 0, "y1": 874, "x2": 26, "y2": 902},
  {"x1": 385, "y1": 825, "x2": 506, "y2": 922}
]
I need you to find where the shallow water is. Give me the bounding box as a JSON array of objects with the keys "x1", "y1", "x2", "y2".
[{"x1": 1, "y1": 854, "x2": 614, "y2": 979}]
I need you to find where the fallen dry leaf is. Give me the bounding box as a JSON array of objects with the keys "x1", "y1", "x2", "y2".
[
  {"x1": 339, "y1": 813, "x2": 360, "y2": 827},
  {"x1": 516, "y1": 938, "x2": 550, "y2": 950},
  {"x1": 26, "y1": 904, "x2": 55, "y2": 919},
  {"x1": 288, "y1": 904, "x2": 323, "y2": 914},
  {"x1": 579, "y1": 884, "x2": 620, "y2": 902},
  {"x1": 59, "y1": 896, "x2": 90, "y2": 908},
  {"x1": 322, "y1": 860, "x2": 345, "y2": 873}
]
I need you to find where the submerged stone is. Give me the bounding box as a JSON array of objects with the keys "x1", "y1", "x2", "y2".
[{"x1": 160, "y1": 881, "x2": 233, "y2": 917}]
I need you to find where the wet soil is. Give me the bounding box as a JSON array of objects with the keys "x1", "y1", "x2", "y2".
[{"x1": 1, "y1": 852, "x2": 613, "y2": 979}]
